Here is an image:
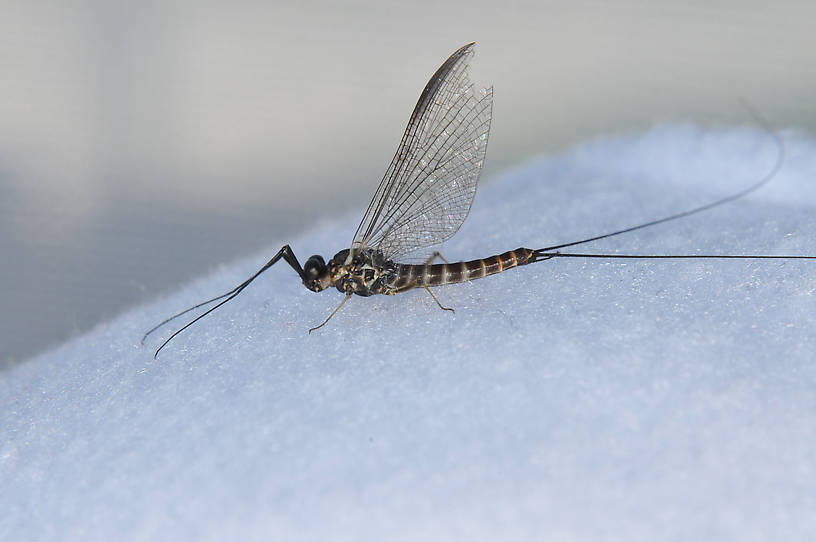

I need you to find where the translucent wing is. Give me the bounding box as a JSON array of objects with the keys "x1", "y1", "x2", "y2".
[{"x1": 351, "y1": 42, "x2": 493, "y2": 262}]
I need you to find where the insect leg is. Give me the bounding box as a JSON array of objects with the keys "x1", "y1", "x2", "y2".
[
  {"x1": 424, "y1": 251, "x2": 450, "y2": 265},
  {"x1": 144, "y1": 244, "x2": 306, "y2": 358},
  {"x1": 308, "y1": 293, "x2": 352, "y2": 333},
  {"x1": 423, "y1": 285, "x2": 455, "y2": 313}
]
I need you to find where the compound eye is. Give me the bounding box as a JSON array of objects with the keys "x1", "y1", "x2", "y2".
[{"x1": 304, "y1": 255, "x2": 326, "y2": 279}]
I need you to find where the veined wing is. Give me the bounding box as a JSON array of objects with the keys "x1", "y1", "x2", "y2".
[{"x1": 351, "y1": 42, "x2": 493, "y2": 262}]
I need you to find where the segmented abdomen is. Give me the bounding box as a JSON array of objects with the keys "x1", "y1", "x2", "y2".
[{"x1": 387, "y1": 248, "x2": 534, "y2": 294}]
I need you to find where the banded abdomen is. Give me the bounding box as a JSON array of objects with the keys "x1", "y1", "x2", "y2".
[{"x1": 386, "y1": 248, "x2": 535, "y2": 294}]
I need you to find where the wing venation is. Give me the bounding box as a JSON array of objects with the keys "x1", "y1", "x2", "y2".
[{"x1": 351, "y1": 43, "x2": 493, "y2": 262}]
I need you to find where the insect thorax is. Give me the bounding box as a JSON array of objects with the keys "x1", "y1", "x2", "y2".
[{"x1": 328, "y1": 248, "x2": 397, "y2": 297}]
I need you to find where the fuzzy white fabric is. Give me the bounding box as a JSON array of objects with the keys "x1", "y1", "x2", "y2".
[{"x1": 3, "y1": 126, "x2": 815, "y2": 541}]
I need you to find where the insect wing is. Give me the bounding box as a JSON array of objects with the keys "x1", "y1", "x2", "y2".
[{"x1": 351, "y1": 43, "x2": 493, "y2": 262}]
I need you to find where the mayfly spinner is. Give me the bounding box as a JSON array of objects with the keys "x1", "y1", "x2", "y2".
[{"x1": 143, "y1": 42, "x2": 815, "y2": 358}]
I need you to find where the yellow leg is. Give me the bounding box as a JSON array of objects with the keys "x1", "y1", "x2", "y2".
[
  {"x1": 424, "y1": 251, "x2": 450, "y2": 265},
  {"x1": 423, "y1": 285, "x2": 455, "y2": 313},
  {"x1": 309, "y1": 293, "x2": 352, "y2": 333}
]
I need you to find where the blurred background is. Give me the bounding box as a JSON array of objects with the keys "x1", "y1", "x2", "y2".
[{"x1": 2, "y1": 0, "x2": 815, "y2": 366}]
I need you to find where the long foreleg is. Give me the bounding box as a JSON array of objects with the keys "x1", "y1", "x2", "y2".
[{"x1": 144, "y1": 245, "x2": 307, "y2": 358}]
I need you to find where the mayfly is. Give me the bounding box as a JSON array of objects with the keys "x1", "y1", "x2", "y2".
[{"x1": 143, "y1": 42, "x2": 815, "y2": 359}]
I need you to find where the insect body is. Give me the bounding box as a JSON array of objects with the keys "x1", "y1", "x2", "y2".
[
  {"x1": 144, "y1": 43, "x2": 815, "y2": 358},
  {"x1": 274, "y1": 242, "x2": 543, "y2": 333},
  {"x1": 306, "y1": 247, "x2": 535, "y2": 297}
]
